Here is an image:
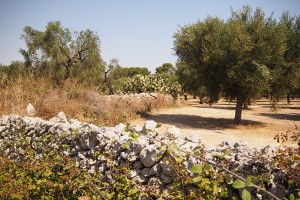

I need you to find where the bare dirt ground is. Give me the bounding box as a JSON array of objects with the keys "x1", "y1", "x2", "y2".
[{"x1": 130, "y1": 98, "x2": 300, "y2": 148}]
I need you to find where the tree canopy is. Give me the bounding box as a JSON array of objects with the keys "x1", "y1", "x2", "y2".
[
  {"x1": 20, "y1": 21, "x2": 104, "y2": 83},
  {"x1": 174, "y1": 6, "x2": 300, "y2": 124}
]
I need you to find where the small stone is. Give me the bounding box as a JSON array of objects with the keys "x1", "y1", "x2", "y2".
[
  {"x1": 79, "y1": 132, "x2": 98, "y2": 150},
  {"x1": 120, "y1": 152, "x2": 127, "y2": 160},
  {"x1": 132, "y1": 174, "x2": 147, "y2": 184},
  {"x1": 26, "y1": 103, "x2": 36, "y2": 116},
  {"x1": 134, "y1": 161, "x2": 144, "y2": 170},
  {"x1": 89, "y1": 165, "x2": 96, "y2": 174},
  {"x1": 130, "y1": 169, "x2": 141, "y2": 178},
  {"x1": 160, "y1": 173, "x2": 172, "y2": 184},
  {"x1": 148, "y1": 177, "x2": 164, "y2": 189},
  {"x1": 160, "y1": 160, "x2": 176, "y2": 176},
  {"x1": 166, "y1": 125, "x2": 180, "y2": 139},
  {"x1": 50, "y1": 112, "x2": 68, "y2": 123},
  {"x1": 114, "y1": 123, "x2": 126, "y2": 136},
  {"x1": 142, "y1": 120, "x2": 157, "y2": 133},
  {"x1": 140, "y1": 144, "x2": 165, "y2": 168},
  {"x1": 141, "y1": 167, "x2": 156, "y2": 177}
]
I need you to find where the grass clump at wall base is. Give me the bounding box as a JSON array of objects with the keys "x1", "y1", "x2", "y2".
[{"x1": 0, "y1": 76, "x2": 181, "y2": 126}]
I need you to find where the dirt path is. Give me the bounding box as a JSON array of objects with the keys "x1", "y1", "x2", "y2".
[{"x1": 130, "y1": 98, "x2": 300, "y2": 148}]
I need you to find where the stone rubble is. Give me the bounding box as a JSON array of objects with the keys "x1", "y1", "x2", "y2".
[{"x1": 0, "y1": 113, "x2": 294, "y2": 198}]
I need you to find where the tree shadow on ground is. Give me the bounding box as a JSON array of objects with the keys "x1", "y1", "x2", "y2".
[
  {"x1": 260, "y1": 105, "x2": 300, "y2": 110},
  {"x1": 280, "y1": 106, "x2": 300, "y2": 110},
  {"x1": 146, "y1": 114, "x2": 264, "y2": 130},
  {"x1": 259, "y1": 113, "x2": 300, "y2": 121},
  {"x1": 190, "y1": 105, "x2": 237, "y2": 110}
]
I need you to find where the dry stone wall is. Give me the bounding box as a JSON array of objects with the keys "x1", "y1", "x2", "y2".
[{"x1": 0, "y1": 113, "x2": 289, "y2": 197}]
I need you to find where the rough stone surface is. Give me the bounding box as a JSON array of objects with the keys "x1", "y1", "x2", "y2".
[
  {"x1": 140, "y1": 144, "x2": 164, "y2": 168},
  {"x1": 0, "y1": 113, "x2": 294, "y2": 198},
  {"x1": 50, "y1": 112, "x2": 68, "y2": 123},
  {"x1": 166, "y1": 125, "x2": 180, "y2": 139},
  {"x1": 142, "y1": 120, "x2": 157, "y2": 133},
  {"x1": 26, "y1": 103, "x2": 37, "y2": 117}
]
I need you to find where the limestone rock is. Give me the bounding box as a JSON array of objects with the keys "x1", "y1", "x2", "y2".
[
  {"x1": 160, "y1": 159, "x2": 176, "y2": 176},
  {"x1": 166, "y1": 125, "x2": 180, "y2": 139},
  {"x1": 140, "y1": 144, "x2": 165, "y2": 168},
  {"x1": 133, "y1": 161, "x2": 144, "y2": 170},
  {"x1": 141, "y1": 167, "x2": 156, "y2": 177},
  {"x1": 50, "y1": 112, "x2": 68, "y2": 123},
  {"x1": 142, "y1": 120, "x2": 157, "y2": 133},
  {"x1": 26, "y1": 103, "x2": 36, "y2": 116},
  {"x1": 79, "y1": 132, "x2": 98, "y2": 150},
  {"x1": 132, "y1": 174, "x2": 147, "y2": 184}
]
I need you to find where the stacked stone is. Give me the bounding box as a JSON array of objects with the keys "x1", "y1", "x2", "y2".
[{"x1": 0, "y1": 113, "x2": 288, "y2": 196}]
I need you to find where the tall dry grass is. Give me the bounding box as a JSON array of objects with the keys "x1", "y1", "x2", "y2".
[{"x1": 0, "y1": 75, "x2": 183, "y2": 126}]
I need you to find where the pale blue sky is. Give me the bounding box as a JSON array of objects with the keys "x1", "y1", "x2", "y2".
[{"x1": 0, "y1": 0, "x2": 299, "y2": 72}]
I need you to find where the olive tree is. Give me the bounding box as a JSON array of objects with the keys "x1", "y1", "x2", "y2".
[
  {"x1": 20, "y1": 21, "x2": 104, "y2": 81},
  {"x1": 174, "y1": 6, "x2": 287, "y2": 124}
]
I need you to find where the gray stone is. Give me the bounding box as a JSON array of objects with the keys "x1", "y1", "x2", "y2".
[
  {"x1": 120, "y1": 152, "x2": 127, "y2": 160},
  {"x1": 114, "y1": 123, "x2": 126, "y2": 136},
  {"x1": 132, "y1": 174, "x2": 147, "y2": 184},
  {"x1": 141, "y1": 167, "x2": 156, "y2": 177},
  {"x1": 0, "y1": 115, "x2": 9, "y2": 126},
  {"x1": 166, "y1": 125, "x2": 180, "y2": 139},
  {"x1": 148, "y1": 177, "x2": 164, "y2": 189},
  {"x1": 140, "y1": 144, "x2": 165, "y2": 168},
  {"x1": 50, "y1": 112, "x2": 68, "y2": 123},
  {"x1": 160, "y1": 173, "x2": 172, "y2": 184},
  {"x1": 69, "y1": 119, "x2": 82, "y2": 129},
  {"x1": 129, "y1": 124, "x2": 143, "y2": 132},
  {"x1": 98, "y1": 163, "x2": 107, "y2": 173},
  {"x1": 134, "y1": 161, "x2": 144, "y2": 170},
  {"x1": 0, "y1": 126, "x2": 7, "y2": 133},
  {"x1": 126, "y1": 152, "x2": 139, "y2": 162},
  {"x1": 142, "y1": 120, "x2": 157, "y2": 133},
  {"x1": 130, "y1": 169, "x2": 141, "y2": 178},
  {"x1": 79, "y1": 132, "x2": 98, "y2": 150},
  {"x1": 160, "y1": 160, "x2": 176, "y2": 176},
  {"x1": 26, "y1": 103, "x2": 36, "y2": 116},
  {"x1": 89, "y1": 165, "x2": 96, "y2": 174}
]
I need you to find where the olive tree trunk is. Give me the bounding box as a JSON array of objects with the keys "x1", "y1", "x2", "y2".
[{"x1": 234, "y1": 97, "x2": 245, "y2": 124}]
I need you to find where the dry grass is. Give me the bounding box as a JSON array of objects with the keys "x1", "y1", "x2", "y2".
[{"x1": 0, "y1": 75, "x2": 183, "y2": 126}]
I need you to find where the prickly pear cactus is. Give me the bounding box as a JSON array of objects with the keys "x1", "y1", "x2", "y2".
[{"x1": 122, "y1": 74, "x2": 181, "y2": 99}]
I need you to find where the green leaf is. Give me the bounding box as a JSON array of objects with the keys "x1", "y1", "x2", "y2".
[
  {"x1": 156, "y1": 124, "x2": 162, "y2": 128},
  {"x1": 121, "y1": 140, "x2": 132, "y2": 149},
  {"x1": 129, "y1": 188, "x2": 138, "y2": 195},
  {"x1": 212, "y1": 153, "x2": 225, "y2": 159},
  {"x1": 225, "y1": 150, "x2": 233, "y2": 156},
  {"x1": 155, "y1": 152, "x2": 163, "y2": 158},
  {"x1": 192, "y1": 146, "x2": 202, "y2": 151},
  {"x1": 245, "y1": 176, "x2": 253, "y2": 186},
  {"x1": 232, "y1": 179, "x2": 246, "y2": 189},
  {"x1": 171, "y1": 141, "x2": 179, "y2": 149},
  {"x1": 174, "y1": 152, "x2": 183, "y2": 163},
  {"x1": 194, "y1": 151, "x2": 201, "y2": 156},
  {"x1": 192, "y1": 176, "x2": 202, "y2": 183},
  {"x1": 241, "y1": 189, "x2": 251, "y2": 200},
  {"x1": 251, "y1": 176, "x2": 260, "y2": 185},
  {"x1": 129, "y1": 131, "x2": 140, "y2": 139},
  {"x1": 289, "y1": 194, "x2": 295, "y2": 200},
  {"x1": 190, "y1": 164, "x2": 203, "y2": 174},
  {"x1": 288, "y1": 180, "x2": 294, "y2": 186},
  {"x1": 203, "y1": 164, "x2": 212, "y2": 172},
  {"x1": 225, "y1": 174, "x2": 233, "y2": 184}
]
